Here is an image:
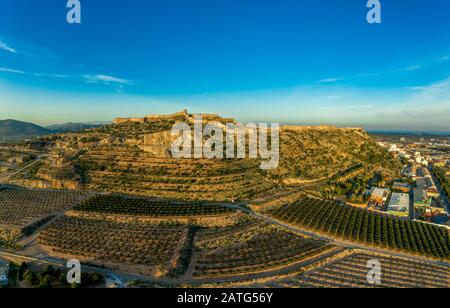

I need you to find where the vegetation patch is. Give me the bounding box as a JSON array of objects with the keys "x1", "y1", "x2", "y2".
[
  {"x1": 269, "y1": 197, "x2": 450, "y2": 259},
  {"x1": 294, "y1": 252, "x2": 450, "y2": 288},
  {"x1": 73, "y1": 194, "x2": 235, "y2": 217},
  {"x1": 38, "y1": 215, "x2": 191, "y2": 277},
  {"x1": 0, "y1": 188, "x2": 89, "y2": 228},
  {"x1": 193, "y1": 225, "x2": 329, "y2": 278}
]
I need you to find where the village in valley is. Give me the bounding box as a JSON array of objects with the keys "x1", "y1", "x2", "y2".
[{"x1": 368, "y1": 134, "x2": 450, "y2": 226}]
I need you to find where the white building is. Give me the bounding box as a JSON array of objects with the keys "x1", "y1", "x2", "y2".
[
  {"x1": 388, "y1": 193, "x2": 410, "y2": 213},
  {"x1": 371, "y1": 187, "x2": 390, "y2": 205},
  {"x1": 398, "y1": 151, "x2": 409, "y2": 159},
  {"x1": 389, "y1": 144, "x2": 399, "y2": 152}
]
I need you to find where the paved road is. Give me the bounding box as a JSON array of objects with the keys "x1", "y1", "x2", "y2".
[{"x1": 0, "y1": 155, "x2": 46, "y2": 183}]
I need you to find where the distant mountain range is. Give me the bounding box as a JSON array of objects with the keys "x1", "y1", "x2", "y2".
[
  {"x1": 0, "y1": 119, "x2": 51, "y2": 142},
  {"x1": 46, "y1": 122, "x2": 103, "y2": 133},
  {"x1": 0, "y1": 119, "x2": 105, "y2": 143}
]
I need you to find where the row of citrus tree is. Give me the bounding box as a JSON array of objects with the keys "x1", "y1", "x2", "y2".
[{"x1": 269, "y1": 197, "x2": 450, "y2": 259}]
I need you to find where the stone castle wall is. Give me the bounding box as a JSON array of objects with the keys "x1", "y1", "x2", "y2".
[{"x1": 113, "y1": 110, "x2": 231, "y2": 125}]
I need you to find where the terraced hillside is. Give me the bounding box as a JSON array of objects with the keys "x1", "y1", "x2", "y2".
[
  {"x1": 79, "y1": 146, "x2": 273, "y2": 201},
  {"x1": 6, "y1": 111, "x2": 401, "y2": 201}
]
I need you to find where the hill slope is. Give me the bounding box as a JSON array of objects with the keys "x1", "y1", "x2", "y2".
[
  {"x1": 274, "y1": 125, "x2": 399, "y2": 181},
  {"x1": 0, "y1": 119, "x2": 51, "y2": 142},
  {"x1": 5, "y1": 112, "x2": 401, "y2": 201}
]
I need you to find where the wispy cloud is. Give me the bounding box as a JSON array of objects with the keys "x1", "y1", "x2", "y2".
[
  {"x1": 0, "y1": 67, "x2": 132, "y2": 92},
  {"x1": 405, "y1": 65, "x2": 422, "y2": 71},
  {"x1": 438, "y1": 55, "x2": 449, "y2": 61},
  {"x1": 0, "y1": 41, "x2": 16, "y2": 53},
  {"x1": 0, "y1": 40, "x2": 63, "y2": 60},
  {"x1": 0, "y1": 67, "x2": 68, "y2": 78},
  {"x1": 317, "y1": 77, "x2": 345, "y2": 84},
  {"x1": 316, "y1": 64, "x2": 424, "y2": 84},
  {"x1": 35, "y1": 73, "x2": 69, "y2": 78},
  {"x1": 410, "y1": 77, "x2": 450, "y2": 101},
  {"x1": 83, "y1": 74, "x2": 134, "y2": 85},
  {"x1": 0, "y1": 67, "x2": 26, "y2": 74}
]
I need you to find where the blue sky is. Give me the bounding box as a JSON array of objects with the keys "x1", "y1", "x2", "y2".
[{"x1": 0, "y1": 0, "x2": 450, "y2": 130}]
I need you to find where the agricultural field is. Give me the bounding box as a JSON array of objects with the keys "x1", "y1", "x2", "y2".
[
  {"x1": 0, "y1": 188, "x2": 89, "y2": 228},
  {"x1": 73, "y1": 194, "x2": 234, "y2": 217},
  {"x1": 278, "y1": 251, "x2": 450, "y2": 288},
  {"x1": 268, "y1": 197, "x2": 450, "y2": 259},
  {"x1": 0, "y1": 187, "x2": 90, "y2": 246},
  {"x1": 194, "y1": 217, "x2": 262, "y2": 249},
  {"x1": 38, "y1": 215, "x2": 191, "y2": 277},
  {"x1": 192, "y1": 222, "x2": 331, "y2": 279},
  {"x1": 2, "y1": 183, "x2": 449, "y2": 288}
]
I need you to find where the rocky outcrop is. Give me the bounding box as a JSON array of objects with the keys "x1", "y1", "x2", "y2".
[
  {"x1": 9, "y1": 178, "x2": 82, "y2": 190},
  {"x1": 139, "y1": 131, "x2": 177, "y2": 157}
]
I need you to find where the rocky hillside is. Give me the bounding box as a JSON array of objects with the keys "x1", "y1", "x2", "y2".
[
  {"x1": 273, "y1": 125, "x2": 401, "y2": 181},
  {"x1": 5, "y1": 112, "x2": 401, "y2": 201}
]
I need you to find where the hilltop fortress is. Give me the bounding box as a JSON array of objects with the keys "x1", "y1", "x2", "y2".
[
  {"x1": 114, "y1": 109, "x2": 235, "y2": 125},
  {"x1": 114, "y1": 110, "x2": 364, "y2": 134}
]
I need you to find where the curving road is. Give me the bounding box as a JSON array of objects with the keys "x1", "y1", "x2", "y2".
[{"x1": 0, "y1": 155, "x2": 46, "y2": 183}]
